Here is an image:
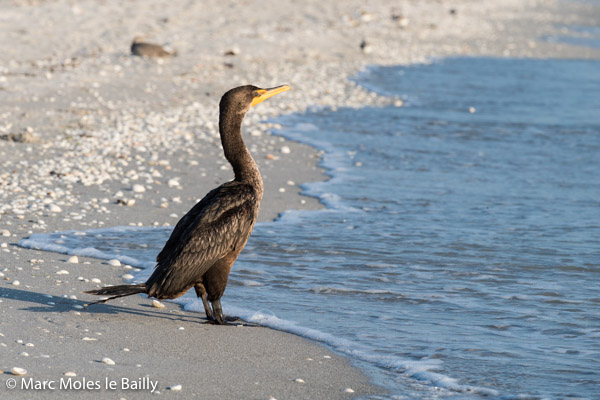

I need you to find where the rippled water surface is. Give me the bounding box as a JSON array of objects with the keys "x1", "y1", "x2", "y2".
[{"x1": 22, "y1": 57, "x2": 600, "y2": 399}]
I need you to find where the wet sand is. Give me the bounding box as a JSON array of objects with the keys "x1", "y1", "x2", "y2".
[{"x1": 1, "y1": 0, "x2": 599, "y2": 398}]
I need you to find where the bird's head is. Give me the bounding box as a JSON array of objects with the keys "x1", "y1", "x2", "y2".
[{"x1": 219, "y1": 84, "x2": 290, "y2": 115}]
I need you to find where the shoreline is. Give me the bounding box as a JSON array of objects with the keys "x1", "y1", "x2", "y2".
[{"x1": 2, "y1": 0, "x2": 600, "y2": 398}]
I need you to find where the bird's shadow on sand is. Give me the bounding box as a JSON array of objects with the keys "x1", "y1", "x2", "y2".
[
  {"x1": 1, "y1": 287, "x2": 258, "y2": 326},
  {"x1": 0, "y1": 286, "x2": 206, "y2": 324}
]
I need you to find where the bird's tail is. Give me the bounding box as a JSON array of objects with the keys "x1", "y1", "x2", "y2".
[{"x1": 84, "y1": 284, "x2": 147, "y2": 306}]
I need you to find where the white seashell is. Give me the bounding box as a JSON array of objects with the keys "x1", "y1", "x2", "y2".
[
  {"x1": 64, "y1": 371, "x2": 77, "y2": 377},
  {"x1": 101, "y1": 357, "x2": 115, "y2": 365},
  {"x1": 152, "y1": 300, "x2": 165, "y2": 308},
  {"x1": 294, "y1": 378, "x2": 305, "y2": 383},
  {"x1": 56, "y1": 270, "x2": 69, "y2": 275},
  {"x1": 67, "y1": 256, "x2": 79, "y2": 263},
  {"x1": 48, "y1": 204, "x2": 63, "y2": 213},
  {"x1": 167, "y1": 384, "x2": 182, "y2": 391},
  {"x1": 108, "y1": 259, "x2": 121, "y2": 267},
  {"x1": 11, "y1": 367, "x2": 27, "y2": 376},
  {"x1": 132, "y1": 184, "x2": 145, "y2": 193}
]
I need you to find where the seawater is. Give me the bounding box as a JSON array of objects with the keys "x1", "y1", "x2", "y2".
[{"x1": 20, "y1": 57, "x2": 600, "y2": 399}]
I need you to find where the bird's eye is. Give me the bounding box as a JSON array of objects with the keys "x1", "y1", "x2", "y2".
[{"x1": 253, "y1": 91, "x2": 260, "y2": 97}]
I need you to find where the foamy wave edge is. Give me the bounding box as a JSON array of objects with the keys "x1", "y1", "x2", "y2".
[{"x1": 183, "y1": 299, "x2": 499, "y2": 397}]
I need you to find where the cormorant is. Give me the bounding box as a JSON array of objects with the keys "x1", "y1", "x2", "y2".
[{"x1": 85, "y1": 84, "x2": 290, "y2": 324}]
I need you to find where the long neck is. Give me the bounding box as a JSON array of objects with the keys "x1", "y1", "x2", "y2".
[{"x1": 219, "y1": 110, "x2": 263, "y2": 190}]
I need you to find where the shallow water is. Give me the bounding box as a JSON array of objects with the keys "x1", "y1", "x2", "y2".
[{"x1": 21, "y1": 57, "x2": 600, "y2": 399}]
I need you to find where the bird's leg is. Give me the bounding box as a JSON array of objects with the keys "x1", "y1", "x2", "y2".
[
  {"x1": 194, "y1": 284, "x2": 214, "y2": 321},
  {"x1": 201, "y1": 293, "x2": 214, "y2": 321},
  {"x1": 211, "y1": 299, "x2": 226, "y2": 325}
]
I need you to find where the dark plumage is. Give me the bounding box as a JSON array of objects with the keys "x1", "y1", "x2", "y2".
[{"x1": 85, "y1": 84, "x2": 290, "y2": 324}]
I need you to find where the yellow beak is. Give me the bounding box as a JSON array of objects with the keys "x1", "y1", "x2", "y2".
[{"x1": 251, "y1": 84, "x2": 291, "y2": 107}]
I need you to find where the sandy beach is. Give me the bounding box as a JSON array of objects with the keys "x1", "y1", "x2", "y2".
[{"x1": 1, "y1": 0, "x2": 599, "y2": 398}]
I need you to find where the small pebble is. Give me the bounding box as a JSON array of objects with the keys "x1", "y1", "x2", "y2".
[
  {"x1": 1, "y1": 230, "x2": 10, "y2": 237},
  {"x1": 10, "y1": 367, "x2": 27, "y2": 376},
  {"x1": 67, "y1": 256, "x2": 79, "y2": 263},
  {"x1": 280, "y1": 146, "x2": 291, "y2": 154},
  {"x1": 344, "y1": 388, "x2": 355, "y2": 393},
  {"x1": 152, "y1": 300, "x2": 165, "y2": 308},
  {"x1": 122, "y1": 274, "x2": 134, "y2": 280},
  {"x1": 20, "y1": 352, "x2": 29, "y2": 356},
  {"x1": 132, "y1": 184, "x2": 146, "y2": 193},
  {"x1": 56, "y1": 270, "x2": 69, "y2": 275},
  {"x1": 25, "y1": 343, "x2": 34, "y2": 347},
  {"x1": 91, "y1": 278, "x2": 101, "y2": 283},
  {"x1": 469, "y1": 106, "x2": 476, "y2": 113},
  {"x1": 82, "y1": 337, "x2": 97, "y2": 341},
  {"x1": 224, "y1": 46, "x2": 240, "y2": 55},
  {"x1": 108, "y1": 259, "x2": 121, "y2": 267},
  {"x1": 294, "y1": 378, "x2": 305, "y2": 383},
  {"x1": 64, "y1": 371, "x2": 77, "y2": 377},
  {"x1": 101, "y1": 357, "x2": 116, "y2": 365},
  {"x1": 11, "y1": 280, "x2": 20, "y2": 286},
  {"x1": 167, "y1": 384, "x2": 182, "y2": 391},
  {"x1": 168, "y1": 178, "x2": 180, "y2": 188}
]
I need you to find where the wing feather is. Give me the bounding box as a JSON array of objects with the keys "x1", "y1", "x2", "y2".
[{"x1": 146, "y1": 181, "x2": 258, "y2": 298}]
